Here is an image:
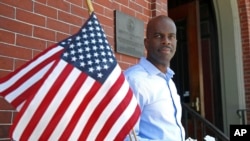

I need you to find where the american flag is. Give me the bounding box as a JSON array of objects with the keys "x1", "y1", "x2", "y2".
[{"x1": 0, "y1": 12, "x2": 140, "y2": 140}]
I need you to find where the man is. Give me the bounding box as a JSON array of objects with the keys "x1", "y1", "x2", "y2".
[{"x1": 125, "y1": 15, "x2": 185, "y2": 140}]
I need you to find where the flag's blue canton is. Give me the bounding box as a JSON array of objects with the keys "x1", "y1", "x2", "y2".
[{"x1": 59, "y1": 13, "x2": 117, "y2": 83}]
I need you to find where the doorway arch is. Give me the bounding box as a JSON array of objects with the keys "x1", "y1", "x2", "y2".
[{"x1": 213, "y1": 0, "x2": 245, "y2": 134}]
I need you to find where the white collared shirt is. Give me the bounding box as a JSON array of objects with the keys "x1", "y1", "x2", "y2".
[{"x1": 124, "y1": 57, "x2": 185, "y2": 141}]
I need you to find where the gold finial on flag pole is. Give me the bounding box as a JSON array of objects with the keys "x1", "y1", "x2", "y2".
[{"x1": 86, "y1": 0, "x2": 94, "y2": 14}]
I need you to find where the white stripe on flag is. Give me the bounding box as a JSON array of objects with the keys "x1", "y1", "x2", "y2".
[
  {"x1": 48, "y1": 76, "x2": 95, "y2": 140},
  {"x1": 17, "y1": 101, "x2": 25, "y2": 111},
  {"x1": 0, "y1": 47, "x2": 63, "y2": 92},
  {"x1": 12, "y1": 60, "x2": 67, "y2": 140},
  {"x1": 29, "y1": 60, "x2": 81, "y2": 140},
  {"x1": 86, "y1": 74, "x2": 130, "y2": 140},
  {"x1": 5, "y1": 62, "x2": 54, "y2": 104},
  {"x1": 105, "y1": 95, "x2": 138, "y2": 140},
  {"x1": 68, "y1": 64, "x2": 121, "y2": 140}
]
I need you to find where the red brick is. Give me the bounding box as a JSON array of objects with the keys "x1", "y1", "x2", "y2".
[
  {"x1": 136, "y1": 12, "x2": 149, "y2": 22},
  {"x1": 0, "y1": 124, "x2": 11, "y2": 139},
  {"x1": 0, "y1": 3, "x2": 15, "y2": 18},
  {"x1": 70, "y1": 24, "x2": 81, "y2": 35},
  {"x1": 237, "y1": 0, "x2": 250, "y2": 119},
  {"x1": 16, "y1": 34, "x2": 47, "y2": 51},
  {"x1": 129, "y1": 2, "x2": 143, "y2": 13},
  {"x1": 0, "y1": 0, "x2": 33, "y2": 11},
  {"x1": 92, "y1": 3, "x2": 105, "y2": 14},
  {"x1": 58, "y1": 11, "x2": 83, "y2": 27},
  {"x1": 0, "y1": 56, "x2": 13, "y2": 70},
  {"x1": 82, "y1": 0, "x2": 89, "y2": 10},
  {"x1": 96, "y1": 13, "x2": 114, "y2": 27},
  {"x1": 14, "y1": 59, "x2": 28, "y2": 71},
  {"x1": 0, "y1": 43, "x2": 32, "y2": 60},
  {"x1": 12, "y1": 112, "x2": 18, "y2": 123},
  {"x1": 143, "y1": 8, "x2": 152, "y2": 17},
  {"x1": 0, "y1": 98, "x2": 14, "y2": 110},
  {"x1": 114, "y1": 52, "x2": 121, "y2": 61},
  {"x1": 113, "y1": 2, "x2": 121, "y2": 10},
  {"x1": 134, "y1": 0, "x2": 148, "y2": 8},
  {"x1": 116, "y1": 0, "x2": 129, "y2": 7},
  {"x1": 33, "y1": 26, "x2": 56, "y2": 41},
  {"x1": 47, "y1": 18, "x2": 70, "y2": 34},
  {"x1": 106, "y1": 35, "x2": 114, "y2": 47},
  {"x1": 121, "y1": 54, "x2": 139, "y2": 64},
  {"x1": 0, "y1": 111, "x2": 12, "y2": 123},
  {"x1": 47, "y1": 0, "x2": 70, "y2": 12},
  {"x1": 0, "y1": 17, "x2": 32, "y2": 36},
  {"x1": 71, "y1": 4, "x2": 89, "y2": 18},
  {"x1": 35, "y1": 0, "x2": 47, "y2": 4},
  {"x1": 0, "y1": 30, "x2": 15, "y2": 44},
  {"x1": 34, "y1": 2, "x2": 57, "y2": 19},
  {"x1": 0, "y1": 70, "x2": 11, "y2": 78},
  {"x1": 16, "y1": 9, "x2": 46, "y2": 27},
  {"x1": 118, "y1": 61, "x2": 130, "y2": 71},
  {"x1": 103, "y1": 25, "x2": 114, "y2": 39},
  {"x1": 120, "y1": 5, "x2": 136, "y2": 17},
  {"x1": 47, "y1": 41, "x2": 56, "y2": 48},
  {"x1": 104, "y1": 7, "x2": 114, "y2": 18},
  {"x1": 56, "y1": 32, "x2": 71, "y2": 43},
  {"x1": 67, "y1": 0, "x2": 83, "y2": 7},
  {"x1": 92, "y1": 0, "x2": 113, "y2": 9},
  {"x1": 32, "y1": 50, "x2": 43, "y2": 61}
]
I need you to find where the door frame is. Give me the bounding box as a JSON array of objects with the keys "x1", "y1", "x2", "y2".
[
  {"x1": 213, "y1": 0, "x2": 245, "y2": 134},
  {"x1": 169, "y1": 1, "x2": 205, "y2": 116}
]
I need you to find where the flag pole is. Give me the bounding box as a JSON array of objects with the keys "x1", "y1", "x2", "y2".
[
  {"x1": 132, "y1": 129, "x2": 138, "y2": 141},
  {"x1": 86, "y1": 0, "x2": 94, "y2": 14}
]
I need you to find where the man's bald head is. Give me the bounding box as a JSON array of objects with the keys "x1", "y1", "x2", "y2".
[{"x1": 146, "y1": 15, "x2": 176, "y2": 38}]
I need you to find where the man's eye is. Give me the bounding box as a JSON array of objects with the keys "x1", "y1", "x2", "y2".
[
  {"x1": 154, "y1": 34, "x2": 162, "y2": 38},
  {"x1": 169, "y1": 34, "x2": 176, "y2": 39}
]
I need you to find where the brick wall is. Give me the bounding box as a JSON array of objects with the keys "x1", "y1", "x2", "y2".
[
  {"x1": 0, "y1": 0, "x2": 168, "y2": 139},
  {"x1": 237, "y1": 0, "x2": 250, "y2": 123}
]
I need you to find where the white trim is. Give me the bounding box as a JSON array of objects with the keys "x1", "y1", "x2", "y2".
[{"x1": 213, "y1": 0, "x2": 245, "y2": 135}]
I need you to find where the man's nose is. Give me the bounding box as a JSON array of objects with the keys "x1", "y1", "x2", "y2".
[{"x1": 161, "y1": 36, "x2": 171, "y2": 45}]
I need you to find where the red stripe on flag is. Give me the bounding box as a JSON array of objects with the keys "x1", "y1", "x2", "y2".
[
  {"x1": 11, "y1": 79, "x2": 42, "y2": 108},
  {"x1": 78, "y1": 71, "x2": 125, "y2": 140},
  {"x1": 9, "y1": 59, "x2": 60, "y2": 140},
  {"x1": 38, "y1": 70, "x2": 88, "y2": 140},
  {"x1": 17, "y1": 61, "x2": 73, "y2": 141},
  {"x1": 114, "y1": 96, "x2": 141, "y2": 140},
  {"x1": 95, "y1": 76, "x2": 132, "y2": 140},
  {"x1": 9, "y1": 81, "x2": 44, "y2": 140},
  {"x1": 58, "y1": 81, "x2": 101, "y2": 140},
  {"x1": 0, "y1": 45, "x2": 63, "y2": 108},
  {"x1": 0, "y1": 44, "x2": 58, "y2": 83}
]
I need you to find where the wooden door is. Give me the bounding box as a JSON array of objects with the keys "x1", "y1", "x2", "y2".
[{"x1": 169, "y1": 1, "x2": 204, "y2": 115}]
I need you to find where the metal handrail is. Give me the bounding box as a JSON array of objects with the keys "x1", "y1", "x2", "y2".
[
  {"x1": 236, "y1": 109, "x2": 250, "y2": 125},
  {"x1": 182, "y1": 103, "x2": 230, "y2": 141}
]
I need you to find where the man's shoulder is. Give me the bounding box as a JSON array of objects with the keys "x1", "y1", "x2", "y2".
[{"x1": 124, "y1": 64, "x2": 146, "y2": 77}]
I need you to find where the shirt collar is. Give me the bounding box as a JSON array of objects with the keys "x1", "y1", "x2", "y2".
[{"x1": 139, "y1": 57, "x2": 175, "y2": 80}]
